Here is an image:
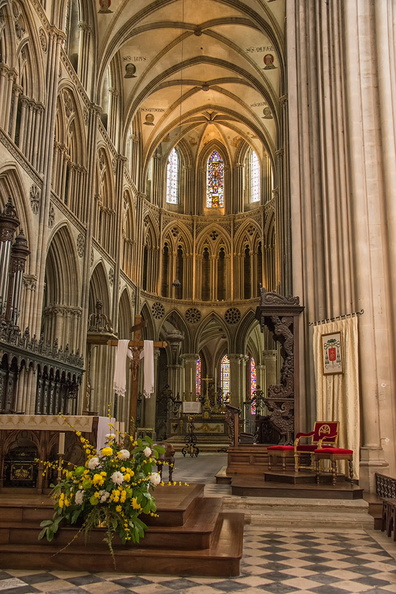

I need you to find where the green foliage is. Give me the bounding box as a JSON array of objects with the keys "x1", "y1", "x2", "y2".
[{"x1": 38, "y1": 425, "x2": 165, "y2": 558}]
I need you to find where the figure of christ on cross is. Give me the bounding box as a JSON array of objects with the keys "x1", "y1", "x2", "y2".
[{"x1": 108, "y1": 315, "x2": 167, "y2": 433}]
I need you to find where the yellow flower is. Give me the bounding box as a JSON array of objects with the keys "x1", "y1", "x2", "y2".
[
  {"x1": 101, "y1": 446, "x2": 113, "y2": 456},
  {"x1": 124, "y1": 473, "x2": 131, "y2": 482},
  {"x1": 131, "y1": 498, "x2": 141, "y2": 510},
  {"x1": 116, "y1": 505, "x2": 122, "y2": 512},
  {"x1": 92, "y1": 473, "x2": 104, "y2": 486}
]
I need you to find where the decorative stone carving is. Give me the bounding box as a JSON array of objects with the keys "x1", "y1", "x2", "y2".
[
  {"x1": 108, "y1": 268, "x2": 114, "y2": 285},
  {"x1": 77, "y1": 233, "x2": 85, "y2": 257},
  {"x1": 224, "y1": 307, "x2": 241, "y2": 325},
  {"x1": 39, "y1": 27, "x2": 47, "y2": 52},
  {"x1": 185, "y1": 307, "x2": 201, "y2": 324},
  {"x1": 30, "y1": 184, "x2": 40, "y2": 214},
  {"x1": 48, "y1": 203, "x2": 55, "y2": 227},
  {"x1": 152, "y1": 302, "x2": 165, "y2": 319},
  {"x1": 87, "y1": 300, "x2": 114, "y2": 335},
  {"x1": 22, "y1": 274, "x2": 37, "y2": 291},
  {"x1": 63, "y1": 89, "x2": 74, "y2": 118}
]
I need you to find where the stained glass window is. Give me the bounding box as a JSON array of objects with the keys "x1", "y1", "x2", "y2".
[
  {"x1": 250, "y1": 150, "x2": 260, "y2": 202},
  {"x1": 195, "y1": 356, "x2": 201, "y2": 399},
  {"x1": 166, "y1": 148, "x2": 179, "y2": 204},
  {"x1": 206, "y1": 150, "x2": 224, "y2": 208},
  {"x1": 221, "y1": 355, "x2": 230, "y2": 403},
  {"x1": 250, "y1": 357, "x2": 257, "y2": 414}
]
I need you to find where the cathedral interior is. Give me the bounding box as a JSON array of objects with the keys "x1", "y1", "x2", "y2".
[{"x1": 0, "y1": 0, "x2": 396, "y2": 495}]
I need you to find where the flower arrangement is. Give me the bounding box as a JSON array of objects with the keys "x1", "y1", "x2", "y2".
[{"x1": 39, "y1": 423, "x2": 165, "y2": 560}]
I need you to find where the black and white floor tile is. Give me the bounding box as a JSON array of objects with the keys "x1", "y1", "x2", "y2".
[{"x1": 1, "y1": 528, "x2": 396, "y2": 594}]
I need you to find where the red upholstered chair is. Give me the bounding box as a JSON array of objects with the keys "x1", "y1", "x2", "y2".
[
  {"x1": 294, "y1": 421, "x2": 339, "y2": 471},
  {"x1": 267, "y1": 444, "x2": 294, "y2": 471},
  {"x1": 314, "y1": 447, "x2": 354, "y2": 485}
]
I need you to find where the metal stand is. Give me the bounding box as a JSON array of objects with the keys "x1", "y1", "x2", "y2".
[{"x1": 182, "y1": 416, "x2": 199, "y2": 457}]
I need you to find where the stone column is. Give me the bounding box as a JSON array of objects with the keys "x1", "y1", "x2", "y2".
[
  {"x1": 183, "y1": 354, "x2": 198, "y2": 400},
  {"x1": 228, "y1": 354, "x2": 247, "y2": 408}
]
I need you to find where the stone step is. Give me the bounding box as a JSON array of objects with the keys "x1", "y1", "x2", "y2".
[{"x1": 221, "y1": 495, "x2": 374, "y2": 529}]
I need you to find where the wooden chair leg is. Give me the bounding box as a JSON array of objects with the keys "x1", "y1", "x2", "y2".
[
  {"x1": 348, "y1": 458, "x2": 353, "y2": 481},
  {"x1": 386, "y1": 504, "x2": 393, "y2": 537},
  {"x1": 331, "y1": 460, "x2": 337, "y2": 485}
]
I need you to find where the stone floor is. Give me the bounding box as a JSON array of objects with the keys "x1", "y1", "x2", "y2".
[{"x1": 1, "y1": 453, "x2": 396, "y2": 594}]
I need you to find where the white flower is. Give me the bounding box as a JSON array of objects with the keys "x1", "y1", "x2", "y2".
[
  {"x1": 111, "y1": 471, "x2": 124, "y2": 485},
  {"x1": 118, "y1": 449, "x2": 130, "y2": 460},
  {"x1": 75, "y1": 490, "x2": 84, "y2": 505},
  {"x1": 149, "y1": 472, "x2": 161, "y2": 486},
  {"x1": 106, "y1": 433, "x2": 116, "y2": 440},
  {"x1": 143, "y1": 446, "x2": 152, "y2": 457},
  {"x1": 88, "y1": 457, "x2": 100, "y2": 469},
  {"x1": 98, "y1": 490, "x2": 110, "y2": 503}
]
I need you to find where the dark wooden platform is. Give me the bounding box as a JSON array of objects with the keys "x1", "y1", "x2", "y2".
[
  {"x1": 230, "y1": 473, "x2": 364, "y2": 499},
  {"x1": 219, "y1": 444, "x2": 364, "y2": 500},
  {"x1": 0, "y1": 485, "x2": 244, "y2": 577}
]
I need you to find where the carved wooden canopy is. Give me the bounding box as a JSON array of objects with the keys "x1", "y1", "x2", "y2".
[{"x1": 255, "y1": 289, "x2": 304, "y2": 444}]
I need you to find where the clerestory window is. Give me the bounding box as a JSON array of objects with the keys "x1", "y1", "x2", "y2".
[
  {"x1": 250, "y1": 150, "x2": 260, "y2": 202},
  {"x1": 166, "y1": 148, "x2": 179, "y2": 204},
  {"x1": 206, "y1": 150, "x2": 224, "y2": 208}
]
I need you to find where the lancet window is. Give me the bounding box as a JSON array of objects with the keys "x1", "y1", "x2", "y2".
[
  {"x1": 217, "y1": 247, "x2": 226, "y2": 301},
  {"x1": 221, "y1": 355, "x2": 231, "y2": 403},
  {"x1": 250, "y1": 150, "x2": 260, "y2": 203},
  {"x1": 195, "y1": 356, "x2": 201, "y2": 399},
  {"x1": 250, "y1": 357, "x2": 257, "y2": 414},
  {"x1": 202, "y1": 247, "x2": 210, "y2": 301},
  {"x1": 166, "y1": 148, "x2": 179, "y2": 204},
  {"x1": 206, "y1": 150, "x2": 224, "y2": 208}
]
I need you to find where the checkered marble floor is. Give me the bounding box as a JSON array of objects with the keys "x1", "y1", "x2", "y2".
[{"x1": 2, "y1": 527, "x2": 396, "y2": 594}]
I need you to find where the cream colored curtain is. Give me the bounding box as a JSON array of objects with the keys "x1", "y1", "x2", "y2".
[{"x1": 313, "y1": 316, "x2": 360, "y2": 478}]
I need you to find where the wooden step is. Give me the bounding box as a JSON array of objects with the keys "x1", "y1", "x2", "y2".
[
  {"x1": 0, "y1": 512, "x2": 245, "y2": 577},
  {"x1": 0, "y1": 497, "x2": 223, "y2": 550},
  {"x1": 0, "y1": 484, "x2": 205, "y2": 527},
  {"x1": 231, "y1": 475, "x2": 364, "y2": 499}
]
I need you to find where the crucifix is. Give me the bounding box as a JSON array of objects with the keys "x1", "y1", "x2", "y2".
[
  {"x1": 88, "y1": 310, "x2": 167, "y2": 432},
  {"x1": 107, "y1": 315, "x2": 167, "y2": 432}
]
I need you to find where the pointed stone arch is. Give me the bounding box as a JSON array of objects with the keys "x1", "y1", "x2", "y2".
[
  {"x1": 94, "y1": 145, "x2": 116, "y2": 256},
  {"x1": 0, "y1": 165, "x2": 33, "y2": 248},
  {"x1": 121, "y1": 188, "x2": 136, "y2": 279},
  {"x1": 118, "y1": 288, "x2": 133, "y2": 339},
  {"x1": 43, "y1": 224, "x2": 81, "y2": 350},
  {"x1": 53, "y1": 85, "x2": 87, "y2": 219},
  {"x1": 89, "y1": 261, "x2": 112, "y2": 321}
]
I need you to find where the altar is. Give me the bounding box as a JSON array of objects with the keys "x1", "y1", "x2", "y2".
[
  {"x1": 167, "y1": 395, "x2": 233, "y2": 452},
  {"x1": 0, "y1": 414, "x2": 117, "y2": 492}
]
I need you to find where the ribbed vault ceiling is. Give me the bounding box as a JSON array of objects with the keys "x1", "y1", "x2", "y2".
[{"x1": 97, "y1": 0, "x2": 285, "y2": 166}]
